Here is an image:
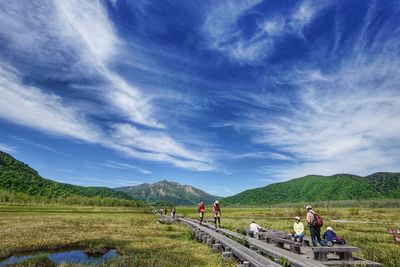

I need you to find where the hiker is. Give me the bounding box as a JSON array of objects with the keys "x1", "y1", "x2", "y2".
[
  {"x1": 293, "y1": 216, "x2": 304, "y2": 243},
  {"x1": 171, "y1": 207, "x2": 176, "y2": 218},
  {"x1": 197, "y1": 201, "x2": 206, "y2": 224},
  {"x1": 322, "y1": 227, "x2": 346, "y2": 245},
  {"x1": 213, "y1": 200, "x2": 221, "y2": 227},
  {"x1": 306, "y1": 205, "x2": 322, "y2": 246},
  {"x1": 249, "y1": 221, "x2": 263, "y2": 234},
  {"x1": 160, "y1": 207, "x2": 164, "y2": 215}
]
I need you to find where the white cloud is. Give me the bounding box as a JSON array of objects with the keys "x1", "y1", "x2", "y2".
[
  {"x1": 0, "y1": 0, "x2": 162, "y2": 129},
  {"x1": 0, "y1": 65, "x2": 102, "y2": 143},
  {"x1": 55, "y1": 0, "x2": 118, "y2": 64},
  {"x1": 202, "y1": 0, "x2": 327, "y2": 64},
  {"x1": 81, "y1": 177, "x2": 140, "y2": 187},
  {"x1": 0, "y1": 1, "x2": 217, "y2": 172},
  {"x1": 108, "y1": 124, "x2": 216, "y2": 171},
  {"x1": 103, "y1": 160, "x2": 152, "y2": 175},
  {"x1": 234, "y1": 152, "x2": 292, "y2": 161},
  {"x1": 0, "y1": 64, "x2": 216, "y2": 171},
  {"x1": 243, "y1": 53, "x2": 400, "y2": 179},
  {"x1": 0, "y1": 143, "x2": 17, "y2": 153}
]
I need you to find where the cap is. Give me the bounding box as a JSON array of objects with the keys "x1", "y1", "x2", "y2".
[
  {"x1": 215, "y1": 200, "x2": 219, "y2": 204},
  {"x1": 327, "y1": 227, "x2": 333, "y2": 231},
  {"x1": 306, "y1": 205, "x2": 312, "y2": 210},
  {"x1": 294, "y1": 216, "x2": 300, "y2": 220}
]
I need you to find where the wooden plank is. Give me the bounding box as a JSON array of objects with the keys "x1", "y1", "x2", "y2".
[
  {"x1": 179, "y1": 218, "x2": 281, "y2": 267},
  {"x1": 322, "y1": 259, "x2": 383, "y2": 267},
  {"x1": 312, "y1": 246, "x2": 360, "y2": 253},
  {"x1": 312, "y1": 246, "x2": 360, "y2": 261},
  {"x1": 180, "y1": 218, "x2": 383, "y2": 267},
  {"x1": 189, "y1": 219, "x2": 328, "y2": 267}
]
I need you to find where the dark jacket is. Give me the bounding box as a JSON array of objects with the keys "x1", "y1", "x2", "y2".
[{"x1": 322, "y1": 230, "x2": 337, "y2": 241}]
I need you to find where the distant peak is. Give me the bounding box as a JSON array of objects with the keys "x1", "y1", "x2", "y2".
[{"x1": 156, "y1": 180, "x2": 177, "y2": 185}]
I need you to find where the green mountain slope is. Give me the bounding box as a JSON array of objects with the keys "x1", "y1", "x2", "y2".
[
  {"x1": 0, "y1": 151, "x2": 139, "y2": 205},
  {"x1": 222, "y1": 173, "x2": 400, "y2": 206},
  {"x1": 115, "y1": 180, "x2": 221, "y2": 205},
  {"x1": 364, "y1": 172, "x2": 400, "y2": 197}
]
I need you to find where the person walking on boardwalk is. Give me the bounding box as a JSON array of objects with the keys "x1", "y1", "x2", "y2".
[
  {"x1": 293, "y1": 216, "x2": 305, "y2": 243},
  {"x1": 171, "y1": 207, "x2": 176, "y2": 218},
  {"x1": 213, "y1": 200, "x2": 221, "y2": 227},
  {"x1": 197, "y1": 201, "x2": 206, "y2": 224},
  {"x1": 306, "y1": 206, "x2": 322, "y2": 246}
]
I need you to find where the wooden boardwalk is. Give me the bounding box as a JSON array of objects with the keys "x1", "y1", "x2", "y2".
[
  {"x1": 180, "y1": 217, "x2": 281, "y2": 267},
  {"x1": 177, "y1": 217, "x2": 383, "y2": 267}
]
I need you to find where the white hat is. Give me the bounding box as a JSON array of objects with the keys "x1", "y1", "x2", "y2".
[
  {"x1": 294, "y1": 216, "x2": 300, "y2": 221},
  {"x1": 306, "y1": 205, "x2": 312, "y2": 210},
  {"x1": 327, "y1": 227, "x2": 333, "y2": 231},
  {"x1": 215, "y1": 200, "x2": 219, "y2": 204}
]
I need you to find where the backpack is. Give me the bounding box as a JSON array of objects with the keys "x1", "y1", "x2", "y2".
[
  {"x1": 313, "y1": 213, "x2": 324, "y2": 227},
  {"x1": 333, "y1": 236, "x2": 346, "y2": 245}
]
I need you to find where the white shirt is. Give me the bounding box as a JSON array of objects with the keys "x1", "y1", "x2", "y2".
[{"x1": 249, "y1": 223, "x2": 262, "y2": 233}]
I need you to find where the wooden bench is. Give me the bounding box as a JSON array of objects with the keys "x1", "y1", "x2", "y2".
[
  {"x1": 257, "y1": 231, "x2": 289, "y2": 243},
  {"x1": 273, "y1": 237, "x2": 302, "y2": 254},
  {"x1": 302, "y1": 236, "x2": 311, "y2": 246},
  {"x1": 312, "y1": 246, "x2": 360, "y2": 261},
  {"x1": 246, "y1": 230, "x2": 255, "y2": 238}
]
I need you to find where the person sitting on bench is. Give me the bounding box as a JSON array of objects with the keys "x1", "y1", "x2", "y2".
[
  {"x1": 293, "y1": 216, "x2": 305, "y2": 243},
  {"x1": 322, "y1": 227, "x2": 346, "y2": 245}
]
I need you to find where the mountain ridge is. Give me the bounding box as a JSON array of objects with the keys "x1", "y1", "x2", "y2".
[
  {"x1": 115, "y1": 180, "x2": 221, "y2": 205},
  {"x1": 221, "y1": 172, "x2": 400, "y2": 206}
]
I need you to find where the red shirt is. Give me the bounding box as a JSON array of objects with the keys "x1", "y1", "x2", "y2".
[
  {"x1": 198, "y1": 203, "x2": 205, "y2": 212},
  {"x1": 213, "y1": 204, "x2": 220, "y2": 213}
]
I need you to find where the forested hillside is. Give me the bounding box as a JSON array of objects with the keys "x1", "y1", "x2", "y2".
[
  {"x1": 222, "y1": 173, "x2": 400, "y2": 206},
  {"x1": 0, "y1": 151, "x2": 143, "y2": 206}
]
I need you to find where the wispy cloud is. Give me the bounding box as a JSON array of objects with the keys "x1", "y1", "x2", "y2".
[
  {"x1": 234, "y1": 41, "x2": 400, "y2": 179},
  {"x1": 202, "y1": 0, "x2": 327, "y2": 64},
  {"x1": 0, "y1": 143, "x2": 17, "y2": 153},
  {"x1": 0, "y1": 65, "x2": 216, "y2": 171},
  {"x1": 57, "y1": 169, "x2": 77, "y2": 173},
  {"x1": 234, "y1": 152, "x2": 292, "y2": 161},
  {"x1": 81, "y1": 177, "x2": 141, "y2": 187},
  {"x1": 0, "y1": 66, "x2": 102, "y2": 143},
  {"x1": 102, "y1": 160, "x2": 152, "y2": 175},
  {"x1": 0, "y1": 1, "x2": 217, "y2": 172}
]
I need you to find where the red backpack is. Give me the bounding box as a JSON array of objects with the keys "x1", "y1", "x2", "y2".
[{"x1": 313, "y1": 213, "x2": 324, "y2": 227}]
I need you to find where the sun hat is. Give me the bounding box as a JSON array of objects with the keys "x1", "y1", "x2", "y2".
[
  {"x1": 327, "y1": 227, "x2": 333, "y2": 231},
  {"x1": 306, "y1": 205, "x2": 312, "y2": 210},
  {"x1": 215, "y1": 200, "x2": 219, "y2": 204},
  {"x1": 294, "y1": 216, "x2": 300, "y2": 221}
]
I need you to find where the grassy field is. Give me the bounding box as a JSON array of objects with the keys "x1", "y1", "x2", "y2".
[
  {"x1": 0, "y1": 204, "x2": 399, "y2": 267},
  {"x1": 0, "y1": 204, "x2": 235, "y2": 267},
  {"x1": 179, "y1": 205, "x2": 400, "y2": 267}
]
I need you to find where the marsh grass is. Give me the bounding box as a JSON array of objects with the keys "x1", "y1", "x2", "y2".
[
  {"x1": 179, "y1": 205, "x2": 400, "y2": 267},
  {"x1": 1, "y1": 204, "x2": 399, "y2": 266},
  {"x1": 0, "y1": 205, "x2": 231, "y2": 267}
]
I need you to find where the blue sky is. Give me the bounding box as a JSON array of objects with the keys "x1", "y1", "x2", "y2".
[{"x1": 0, "y1": 0, "x2": 399, "y2": 196}]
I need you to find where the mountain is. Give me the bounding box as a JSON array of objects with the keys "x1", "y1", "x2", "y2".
[
  {"x1": 222, "y1": 173, "x2": 400, "y2": 206},
  {"x1": 364, "y1": 172, "x2": 400, "y2": 197},
  {"x1": 115, "y1": 180, "x2": 221, "y2": 205},
  {"x1": 0, "y1": 150, "x2": 141, "y2": 206}
]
